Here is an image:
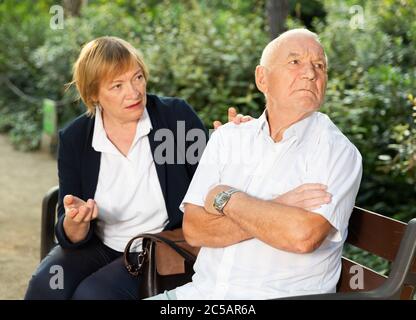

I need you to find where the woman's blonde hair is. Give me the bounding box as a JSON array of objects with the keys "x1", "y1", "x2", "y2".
[{"x1": 69, "y1": 36, "x2": 149, "y2": 115}]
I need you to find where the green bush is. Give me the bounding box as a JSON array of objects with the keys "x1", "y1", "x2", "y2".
[
  {"x1": 138, "y1": 1, "x2": 268, "y2": 125},
  {"x1": 313, "y1": 0, "x2": 416, "y2": 224},
  {"x1": 308, "y1": 0, "x2": 416, "y2": 275},
  {"x1": 8, "y1": 111, "x2": 42, "y2": 151},
  {"x1": 343, "y1": 244, "x2": 390, "y2": 276},
  {"x1": 0, "y1": 1, "x2": 52, "y2": 150},
  {"x1": 1, "y1": 1, "x2": 268, "y2": 139}
]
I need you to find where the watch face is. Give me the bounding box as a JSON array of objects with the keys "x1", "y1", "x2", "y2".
[
  {"x1": 218, "y1": 193, "x2": 229, "y2": 205},
  {"x1": 214, "y1": 192, "x2": 229, "y2": 211}
]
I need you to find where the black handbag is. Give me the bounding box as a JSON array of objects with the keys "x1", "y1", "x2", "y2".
[{"x1": 123, "y1": 228, "x2": 200, "y2": 299}]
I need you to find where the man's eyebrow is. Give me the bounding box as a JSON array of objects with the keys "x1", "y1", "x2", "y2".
[
  {"x1": 313, "y1": 57, "x2": 327, "y2": 67},
  {"x1": 286, "y1": 52, "x2": 301, "y2": 59}
]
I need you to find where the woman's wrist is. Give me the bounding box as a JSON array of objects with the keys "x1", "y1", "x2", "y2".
[{"x1": 63, "y1": 216, "x2": 90, "y2": 243}]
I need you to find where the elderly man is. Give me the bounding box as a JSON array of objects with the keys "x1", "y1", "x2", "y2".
[{"x1": 148, "y1": 28, "x2": 362, "y2": 300}]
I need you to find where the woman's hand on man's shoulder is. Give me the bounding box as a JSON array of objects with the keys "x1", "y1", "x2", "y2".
[{"x1": 213, "y1": 107, "x2": 253, "y2": 130}]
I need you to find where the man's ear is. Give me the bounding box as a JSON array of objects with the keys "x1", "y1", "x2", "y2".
[{"x1": 255, "y1": 65, "x2": 267, "y2": 94}]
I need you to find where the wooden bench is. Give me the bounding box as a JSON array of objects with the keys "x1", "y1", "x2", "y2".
[
  {"x1": 281, "y1": 207, "x2": 416, "y2": 300},
  {"x1": 40, "y1": 186, "x2": 416, "y2": 299}
]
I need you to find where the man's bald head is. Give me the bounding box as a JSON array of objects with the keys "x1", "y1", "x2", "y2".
[
  {"x1": 260, "y1": 28, "x2": 327, "y2": 68},
  {"x1": 255, "y1": 28, "x2": 328, "y2": 118}
]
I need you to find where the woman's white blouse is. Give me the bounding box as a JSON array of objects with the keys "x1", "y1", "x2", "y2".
[{"x1": 92, "y1": 108, "x2": 168, "y2": 252}]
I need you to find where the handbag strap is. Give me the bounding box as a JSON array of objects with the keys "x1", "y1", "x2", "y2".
[{"x1": 124, "y1": 232, "x2": 196, "y2": 277}]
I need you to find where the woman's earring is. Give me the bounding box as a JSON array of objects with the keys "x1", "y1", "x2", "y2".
[{"x1": 94, "y1": 102, "x2": 102, "y2": 112}]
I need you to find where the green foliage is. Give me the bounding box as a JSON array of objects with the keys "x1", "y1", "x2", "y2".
[
  {"x1": 314, "y1": 0, "x2": 416, "y2": 223},
  {"x1": 343, "y1": 244, "x2": 390, "y2": 276},
  {"x1": 0, "y1": 0, "x2": 268, "y2": 139},
  {"x1": 138, "y1": 1, "x2": 267, "y2": 125},
  {"x1": 8, "y1": 111, "x2": 42, "y2": 152},
  {"x1": 0, "y1": 1, "x2": 53, "y2": 149}
]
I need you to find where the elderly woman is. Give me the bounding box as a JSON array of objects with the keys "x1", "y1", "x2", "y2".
[
  {"x1": 23, "y1": 36, "x2": 236, "y2": 300},
  {"x1": 24, "y1": 36, "x2": 330, "y2": 300}
]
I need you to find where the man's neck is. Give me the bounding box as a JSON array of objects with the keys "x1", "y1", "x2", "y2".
[{"x1": 266, "y1": 107, "x2": 313, "y2": 142}]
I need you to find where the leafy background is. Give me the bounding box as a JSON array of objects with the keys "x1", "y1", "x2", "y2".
[{"x1": 0, "y1": 0, "x2": 415, "y2": 276}]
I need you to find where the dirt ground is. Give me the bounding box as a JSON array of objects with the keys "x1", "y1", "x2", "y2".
[{"x1": 0, "y1": 134, "x2": 58, "y2": 299}]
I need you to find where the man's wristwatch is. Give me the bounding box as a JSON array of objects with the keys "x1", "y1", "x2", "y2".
[{"x1": 213, "y1": 188, "x2": 241, "y2": 215}]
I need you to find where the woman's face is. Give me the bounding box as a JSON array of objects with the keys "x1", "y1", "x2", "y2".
[{"x1": 95, "y1": 63, "x2": 147, "y2": 124}]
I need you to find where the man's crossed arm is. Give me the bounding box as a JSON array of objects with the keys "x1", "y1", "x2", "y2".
[{"x1": 183, "y1": 184, "x2": 332, "y2": 253}]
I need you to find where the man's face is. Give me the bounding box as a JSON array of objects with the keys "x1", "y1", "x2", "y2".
[{"x1": 256, "y1": 35, "x2": 327, "y2": 118}]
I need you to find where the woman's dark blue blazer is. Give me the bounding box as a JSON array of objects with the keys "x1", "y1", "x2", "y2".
[{"x1": 55, "y1": 94, "x2": 208, "y2": 249}]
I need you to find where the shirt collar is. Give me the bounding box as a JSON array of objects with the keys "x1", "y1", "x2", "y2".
[
  {"x1": 256, "y1": 109, "x2": 316, "y2": 143},
  {"x1": 92, "y1": 107, "x2": 153, "y2": 155},
  {"x1": 132, "y1": 107, "x2": 152, "y2": 146},
  {"x1": 256, "y1": 109, "x2": 269, "y2": 135}
]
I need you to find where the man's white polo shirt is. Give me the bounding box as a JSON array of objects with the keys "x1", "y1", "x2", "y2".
[
  {"x1": 92, "y1": 108, "x2": 169, "y2": 252},
  {"x1": 177, "y1": 111, "x2": 362, "y2": 299}
]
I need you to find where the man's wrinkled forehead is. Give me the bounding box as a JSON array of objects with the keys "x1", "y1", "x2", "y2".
[
  {"x1": 260, "y1": 31, "x2": 327, "y2": 67},
  {"x1": 276, "y1": 35, "x2": 326, "y2": 61}
]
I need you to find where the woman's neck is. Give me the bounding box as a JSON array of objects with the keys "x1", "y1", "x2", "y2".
[{"x1": 101, "y1": 112, "x2": 139, "y2": 156}]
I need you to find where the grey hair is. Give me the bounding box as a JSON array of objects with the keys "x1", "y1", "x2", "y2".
[{"x1": 259, "y1": 28, "x2": 328, "y2": 67}]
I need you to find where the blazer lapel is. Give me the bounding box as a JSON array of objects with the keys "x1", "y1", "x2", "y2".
[
  {"x1": 147, "y1": 97, "x2": 168, "y2": 203},
  {"x1": 82, "y1": 116, "x2": 101, "y2": 200}
]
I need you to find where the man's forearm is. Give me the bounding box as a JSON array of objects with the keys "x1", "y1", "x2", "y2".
[
  {"x1": 223, "y1": 192, "x2": 328, "y2": 253},
  {"x1": 183, "y1": 203, "x2": 252, "y2": 247}
]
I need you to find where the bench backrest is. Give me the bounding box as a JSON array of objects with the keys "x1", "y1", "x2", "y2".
[{"x1": 338, "y1": 207, "x2": 416, "y2": 299}]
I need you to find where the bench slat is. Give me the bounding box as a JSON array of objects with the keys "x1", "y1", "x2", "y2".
[
  {"x1": 337, "y1": 257, "x2": 387, "y2": 292},
  {"x1": 346, "y1": 207, "x2": 406, "y2": 262}
]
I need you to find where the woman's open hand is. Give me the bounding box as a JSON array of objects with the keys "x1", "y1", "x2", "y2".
[
  {"x1": 63, "y1": 195, "x2": 99, "y2": 243},
  {"x1": 64, "y1": 195, "x2": 98, "y2": 223}
]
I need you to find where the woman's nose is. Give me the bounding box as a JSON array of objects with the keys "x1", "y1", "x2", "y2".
[{"x1": 127, "y1": 81, "x2": 140, "y2": 98}]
